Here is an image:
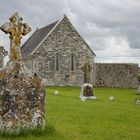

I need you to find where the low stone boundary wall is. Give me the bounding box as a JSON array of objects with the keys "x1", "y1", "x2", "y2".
[{"x1": 95, "y1": 63, "x2": 139, "y2": 88}]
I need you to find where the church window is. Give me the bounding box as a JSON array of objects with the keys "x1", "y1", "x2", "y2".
[
  {"x1": 71, "y1": 53, "x2": 75, "y2": 71},
  {"x1": 55, "y1": 53, "x2": 59, "y2": 71}
]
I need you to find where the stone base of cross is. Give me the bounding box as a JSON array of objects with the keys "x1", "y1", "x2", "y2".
[{"x1": 0, "y1": 61, "x2": 45, "y2": 133}]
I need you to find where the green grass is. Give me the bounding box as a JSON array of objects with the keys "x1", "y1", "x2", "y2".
[{"x1": 0, "y1": 87, "x2": 140, "y2": 140}]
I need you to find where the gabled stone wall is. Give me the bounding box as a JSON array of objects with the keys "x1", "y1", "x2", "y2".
[
  {"x1": 95, "y1": 63, "x2": 139, "y2": 88},
  {"x1": 24, "y1": 17, "x2": 96, "y2": 86}
]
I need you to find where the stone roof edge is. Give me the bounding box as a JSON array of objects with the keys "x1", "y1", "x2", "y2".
[
  {"x1": 21, "y1": 29, "x2": 38, "y2": 50},
  {"x1": 31, "y1": 16, "x2": 64, "y2": 55}
]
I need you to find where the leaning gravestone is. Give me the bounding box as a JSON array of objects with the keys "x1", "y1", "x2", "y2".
[{"x1": 0, "y1": 13, "x2": 45, "y2": 133}]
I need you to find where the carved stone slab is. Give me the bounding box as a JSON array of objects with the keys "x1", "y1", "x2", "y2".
[{"x1": 0, "y1": 61, "x2": 45, "y2": 133}]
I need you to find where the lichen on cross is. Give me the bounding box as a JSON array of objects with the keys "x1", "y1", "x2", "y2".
[
  {"x1": 0, "y1": 12, "x2": 31, "y2": 61},
  {"x1": 81, "y1": 63, "x2": 92, "y2": 83}
]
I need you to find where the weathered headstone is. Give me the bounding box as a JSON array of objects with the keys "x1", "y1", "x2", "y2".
[
  {"x1": 80, "y1": 83, "x2": 97, "y2": 100},
  {"x1": 0, "y1": 13, "x2": 45, "y2": 133}
]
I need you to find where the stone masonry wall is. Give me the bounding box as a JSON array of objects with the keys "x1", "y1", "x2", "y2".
[
  {"x1": 25, "y1": 17, "x2": 96, "y2": 86},
  {"x1": 95, "y1": 63, "x2": 139, "y2": 88}
]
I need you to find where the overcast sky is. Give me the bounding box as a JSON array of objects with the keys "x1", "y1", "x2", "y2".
[{"x1": 0, "y1": 0, "x2": 140, "y2": 66}]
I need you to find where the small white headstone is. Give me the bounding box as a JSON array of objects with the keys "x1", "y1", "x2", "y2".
[
  {"x1": 136, "y1": 99, "x2": 140, "y2": 104},
  {"x1": 54, "y1": 91, "x2": 58, "y2": 95},
  {"x1": 109, "y1": 96, "x2": 114, "y2": 101}
]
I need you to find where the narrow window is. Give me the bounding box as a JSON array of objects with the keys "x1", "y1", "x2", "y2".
[
  {"x1": 71, "y1": 53, "x2": 74, "y2": 71},
  {"x1": 55, "y1": 53, "x2": 59, "y2": 71}
]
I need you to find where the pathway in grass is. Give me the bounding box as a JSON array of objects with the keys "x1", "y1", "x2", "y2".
[{"x1": 0, "y1": 87, "x2": 140, "y2": 140}]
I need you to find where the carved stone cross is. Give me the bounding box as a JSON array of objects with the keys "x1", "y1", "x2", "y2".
[
  {"x1": 81, "y1": 63, "x2": 92, "y2": 83},
  {"x1": 0, "y1": 12, "x2": 31, "y2": 61},
  {"x1": 0, "y1": 13, "x2": 45, "y2": 132}
]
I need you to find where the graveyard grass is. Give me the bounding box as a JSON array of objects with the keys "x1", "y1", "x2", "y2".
[{"x1": 0, "y1": 87, "x2": 140, "y2": 140}]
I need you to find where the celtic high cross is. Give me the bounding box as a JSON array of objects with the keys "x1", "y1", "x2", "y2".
[
  {"x1": 81, "y1": 63, "x2": 92, "y2": 83},
  {"x1": 0, "y1": 12, "x2": 31, "y2": 61}
]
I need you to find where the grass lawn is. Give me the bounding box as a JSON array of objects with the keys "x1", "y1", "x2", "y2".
[{"x1": 0, "y1": 87, "x2": 140, "y2": 140}]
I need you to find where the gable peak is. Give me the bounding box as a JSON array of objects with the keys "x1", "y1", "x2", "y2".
[
  {"x1": 63, "y1": 14, "x2": 67, "y2": 18},
  {"x1": 62, "y1": 14, "x2": 70, "y2": 20}
]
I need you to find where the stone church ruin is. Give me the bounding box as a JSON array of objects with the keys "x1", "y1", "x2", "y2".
[{"x1": 21, "y1": 15, "x2": 96, "y2": 86}]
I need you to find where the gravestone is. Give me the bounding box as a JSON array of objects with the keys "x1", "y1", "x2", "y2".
[
  {"x1": 83, "y1": 83, "x2": 93, "y2": 96},
  {"x1": 0, "y1": 13, "x2": 45, "y2": 133}
]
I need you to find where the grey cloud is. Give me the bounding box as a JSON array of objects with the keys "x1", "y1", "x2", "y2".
[{"x1": 0, "y1": 0, "x2": 140, "y2": 65}]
